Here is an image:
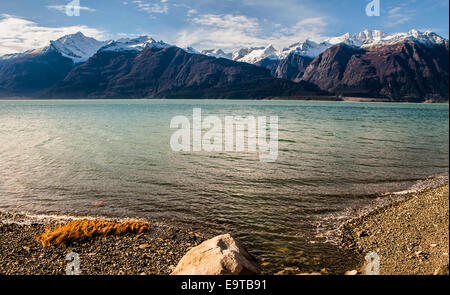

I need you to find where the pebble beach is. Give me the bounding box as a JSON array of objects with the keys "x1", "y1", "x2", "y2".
[{"x1": 342, "y1": 185, "x2": 449, "y2": 275}]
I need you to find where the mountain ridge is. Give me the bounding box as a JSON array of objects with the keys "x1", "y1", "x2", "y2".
[
  {"x1": 301, "y1": 40, "x2": 449, "y2": 101},
  {"x1": 0, "y1": 29, "x2": 448, "y2": 102},
  {"x1": 44, "y1": 46, "x2": 322, "y2": 99},
  {"x1": 2, "y1": 29, "x2": 446, "y2": 64}
]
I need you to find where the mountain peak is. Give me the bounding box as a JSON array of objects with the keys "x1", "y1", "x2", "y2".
[
  {"x1": 100, "y1": 36, "x2": 171, "y2": 53},
  {"x1": 232, "y1": 44, "x2": 278, "y2": 63},
  {"x1": 201, "y1": 49, "x2": 232, "y2": 59},
  {"x1": 49, "y1": 32, "x2": 107, "y2": 63},
  {"x1": 222, "y1": 29, "x2": 448, "y2": 65}
]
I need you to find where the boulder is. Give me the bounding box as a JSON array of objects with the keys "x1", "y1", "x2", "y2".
[{"x1": 171, "y1": 234, "x2": 260, "y2": 275}]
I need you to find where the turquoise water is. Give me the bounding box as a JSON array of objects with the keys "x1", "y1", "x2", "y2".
[{"x1": 0, "y1": 100, "x2": 448, "y2": 273}]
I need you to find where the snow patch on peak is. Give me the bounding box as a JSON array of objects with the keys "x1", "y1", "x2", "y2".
[
  {"x1": 233, "y1": 44, "x2": 278, "y2": 64},
  {"x1": 229, "y1": 29, "x2": 448, "y2": 65},
  {"x1": 100, "y1": 36, "x2": 171, "y2": 53},
  {"x1": 50, "y1": 32, "x2": 107, "y2": 63},
  {"x1": 350, "y1": 29, "x2": 447, "y2": 48},
  {"x1": 184, "y1": 46, "x2": 200, "y2": 54},
  {"x1": 0, "y1": 52, "x2": 28, "y2": 61},
  {"x1": 280, "y1": 40, "x2": 330, "y2": 59},
  {"x1": 201, "y1": 49, "x2": 232, "y2": 59}
]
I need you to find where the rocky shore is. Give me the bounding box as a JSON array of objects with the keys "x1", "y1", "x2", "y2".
[
  {"x1": 0, "y1": 212, "x2": 210, "y2": 275},
  {"x1": 1, "y1": 183, "x2": 449, "y2": 275},
  {"x1": 342, "y1": 185, "x2": 449, "y2": 275}
]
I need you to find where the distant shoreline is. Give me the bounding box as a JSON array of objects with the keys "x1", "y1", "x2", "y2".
[{"x1": 0, "y1": 96, "x2": 448, "y2": 103}]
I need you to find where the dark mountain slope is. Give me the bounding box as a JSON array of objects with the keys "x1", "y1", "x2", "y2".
[
  {"x1": 256, "y1": 53, "x2": 313, "y2": 82},
  {"x1": 301, "y1": 41, "x2": 449, "y2": 101},
  {"x1": 0, "y1": 48, "x2": 74, "y2": 96},
  {"x1": 47, "y1": 46, "x2": 321, "y2": 99}
]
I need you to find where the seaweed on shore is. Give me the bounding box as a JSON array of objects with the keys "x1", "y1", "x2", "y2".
[{"x1": 36, "y1": 220, "x2": 150, "y2": 246}]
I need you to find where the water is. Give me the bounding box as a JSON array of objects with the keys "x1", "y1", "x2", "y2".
[{"x1": 0, "y1": 100, "x2": 448, "y2": 273}]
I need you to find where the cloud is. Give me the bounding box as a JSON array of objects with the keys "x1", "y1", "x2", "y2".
[
  {"x1": 388, "y1": 7, "x2": 402, "y2": 15},
  {"x1": 187, "y1": 9, "x2": 198, "y2": 16},
  {"x1": 191, "y1": 14, "x2": 261, "y2": 34},
  {"x1": 175, "y1": 14, "x2": 261, "y2": 50},
  {"x1": 273, "y1": 17, "x2": 328, "y2": 44},
  {"x1": 175, "y1": 13, "x2": 328, "y2": 51},
  {"x1": 0, "y1": 14, "x2": 106, "y2": 56},
  {"x1": 47, "y1": 5, "x2": 96, "y2": 13},
  {"x1": 385, "y1": 2, "x2": 416, "y2": 27},
  {"x1": 133, "y1": 0, "x2": 169, "y2": 16}
]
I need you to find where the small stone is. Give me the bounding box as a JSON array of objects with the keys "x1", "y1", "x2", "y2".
[
  {"x1": 357, "y1": 231, "x2": 368, "y2": 238},
  {"x1": 138, "y1": 244, "x2": 151, "y2": 249},
  {"x1": 345, "y1": 270, "x2": 358, "y2": 275},
  {"x1": 415, "y1": 250, "x2": 426, "y2": 257},
  {"x1": 433, "y1": 264, "x2": 449, "y2": 275},
  {"x1": 275, "y1": 248, "x2": 289, "y2": 253}
]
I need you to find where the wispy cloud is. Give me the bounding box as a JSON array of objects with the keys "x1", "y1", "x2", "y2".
[
  {"x1": 191, "y1": 14, "x2": 261, "y2": 34},
  {"x1": 133, "y1": 0, "x2": 169, "y2": 16},
  {"x1": 385, "y1": 1, "x2": 416, "y2": 27},
  {"x1": 273, "y1": 17, "x2": 328, "y2": 45},
  {"x1": 175, "y1": 13, "x2": 328, "y2": 51},
  {"x1": 0, "y1": 14, "x2": 106, "y2": 56},
  {"x1": 47, "y1": 5, "x2": 96, "y2": 13}
]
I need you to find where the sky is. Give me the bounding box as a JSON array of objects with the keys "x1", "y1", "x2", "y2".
[{"x1": 0, "y1": 0, "x2": 449, "y2": 55}]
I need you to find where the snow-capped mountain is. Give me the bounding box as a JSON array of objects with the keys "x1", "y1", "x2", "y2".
[
  {"x1": 0, "y1": 29, "x2": 447, "y2": 101},
  {"x1": 0, "y1": 32, "x2": 107, "y2": 64},
  {"x1": 214, "y1": 29, "x2": 449, "y2": 65},
  {"x1": 1, "y1": 29, "x2": 445, "y2": 66},
  {"x1": 49, "y1": 32, "x2": 107, "y2": 63},
  {"x1": 201, "y1": 49, "x2": 232, "y2": 59},
  {"x1": 278, "y1": 40, "x2": 331, "y2": 59},
  {"x1": 184, "y1": 47, "x2": 200, "y2": 54},
  {"x1": 359, "y1": 29, "x2": 448, "y2": 47},
  {"x1": 0, "y1": 51, "x2": 29, "y2": 62},
  {"x1": 325, "y1": 29, "x2": 447, "y2": 48},
  {"x1": 232, "y1": 44, "x2": 278, "y2": 64},
  {"x1": 100, "y1": 36, "x2": 171, "y2": 53}
]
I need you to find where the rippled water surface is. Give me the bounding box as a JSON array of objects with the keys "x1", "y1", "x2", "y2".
[{"x1": 0, "y1": 100, "x2": 448, "y2": 273}]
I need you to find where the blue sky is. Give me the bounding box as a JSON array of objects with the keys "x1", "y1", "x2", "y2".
[{"x1": 0, "y1": 0, "x2": 448, "y2": 55}]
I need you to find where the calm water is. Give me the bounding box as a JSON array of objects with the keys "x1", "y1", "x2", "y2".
[{"x1": 0, "y1": 100, "x2": 448, "y2": 273}]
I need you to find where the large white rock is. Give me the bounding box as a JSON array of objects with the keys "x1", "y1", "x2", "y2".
[{"x1": 171, "y1": 234, "x2": 260, "y2": 275}]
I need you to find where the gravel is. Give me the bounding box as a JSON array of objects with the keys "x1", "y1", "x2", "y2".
[
  {"x1": 0, "y1": 212, "x2": 210, "y2": 275},
  {"x1": 341, "y1": 185, "x2": 449, "y2": 275}
]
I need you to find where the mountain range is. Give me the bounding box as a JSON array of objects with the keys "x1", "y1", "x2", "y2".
[{"x1": 0, "y1": 30, "x2": 448, "y2": 102}]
